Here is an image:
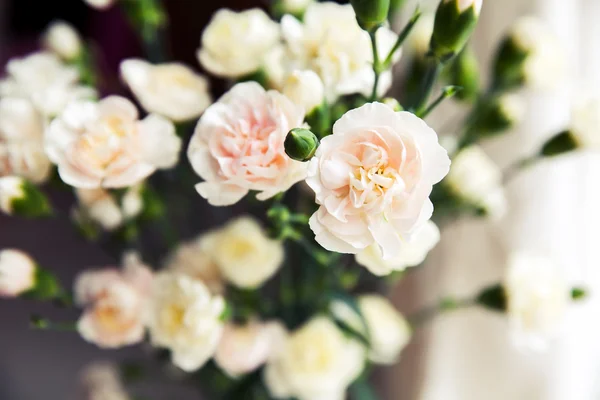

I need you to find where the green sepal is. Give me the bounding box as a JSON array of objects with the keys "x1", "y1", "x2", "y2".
[
  {"x1": 540, "y1": 131, "x2": 579, "y2": 157},
  {"x1": 11, "y1": 181, "x2": 52, "y2": 218},
  {"x1": 22, "y1": 267, "x2": 61, "y2": 301},
  {"x1": 431, "y1": 1, "x2": 479, "y2": 60},
  {"x1": 476, "y1": 284, "x2": 507, "y2": 312}
]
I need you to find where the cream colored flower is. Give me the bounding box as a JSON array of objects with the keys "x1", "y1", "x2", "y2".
[
  {"x1": 264, "y1": 316, "x2": 365, "y2": 400},
  {"x1": 74, "y1": 255, "x2": 153, "y2": 348},
  {"x1": 43, "y1": 21, "x2": 82, "y2": 60},
  {"x1": 165, "y1": 237, "x2": 224, "y2": 295},
  {"x1": 0, "y1": 249, "x2": 36, "y2": 297},
  {"x1": 45, "y1": 96, "x2": 181, "y2": 189},
  {"x1": 570, "y1": 97, "x2": 600, "y2": 149},
  {"x1": 358, "y1": 295, "x2": 411, "y2": 364},
  {"x1": 84, "y1": 0, "x2": 115, "y2": 10},
  {"x1": 445, "y1": 145, "x2": 507, "y2": 219},
  {"x1": 202, "y1": 217, "x2": 284, "y2": 289},
  {"x1": 146, "y1": 272, "x2": 225, "y2": 372},
  {"x1": 120, "y1": 59, "x2": 212, "y2": 122},
  {"x1": 510, "y1": 16, "x2": 564, "y2": 90},
  {"x1": 505, "y1": 252, "x2": 569, "y2": 350},
  {"x1": 187, "y1": 82, "x2": 307, "y2": 206},
  {"x1": 80, "y1": 362, "x2": 129, "y2": 400},
  {"x1": 498, "y1": 92, "x2": 526, "y2": 126},
  {"x1": 198, "y1": 9, "x2": 280, "y2": 78},
  {"x1": 0, "y1": 97, "x2": 52, "y2": 183},
  {"x1": 280, "y1": 2, "x2": 400, "y2": 101},
  {"x1": 356, "y1": 220, "x2": 440, "y2": 276},
  {"x1": 307, "y1": 103, "x2": 450, "y2": 258},
  {"x1": 75, "y1": 185, "x2": 143, "y2": 231},
  {"x1": 0, "y1": 52, "x2": 95, "y2": 117},
  {"x1": 215, "y1": 321, "x2": 286, "y2": 377},
  {"x1": 282, "y1": 70, "x2": 325, "y2": 114}
]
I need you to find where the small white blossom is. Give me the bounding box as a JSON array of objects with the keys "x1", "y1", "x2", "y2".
[
  {"x1": 0, "y1": 249, "x2": 36, "y2": 297},
  {"x1": 570, "y1": 97, "x2": 600, "y2": 149},
  {"x1": 84, "y1": 0, "x2": 115, "y2": 10},
  {"x1": 280, "y1": 2, "x2": 400, "y2": 101},
  {"x1": 145, "y1": 272, "x2": 225, "y2": 372},
  {"x1": 510, "y1": 16, "x2": 564, "y2": 90},
  {"x1": 264, "y1": 316, "x2": 365, "y2": 400},
  {"x1": 120, "y1": 59, "x2": 212, "y2": 122},
  {"x1": 43, "y1": 21, "x2": 82, "y2": 60},
  {"x1": 446, "y1": 145, "x2": 507, "y2": 220},
  {"x1": 198, "y1": 9, "x2": 280, "y2": 78},
  {"x1": 356, "y1": 220, "x2": 440, "y2": 276},
  {"x1": 505, "y1": 252, "x2": 569, "y2": 351},
  {"x1": 280, "y1": 0, "x2": 314, "y2": 15},
  {"x1": 0, "y1": 98, "x2": 52, "y2": 183},
  {"x1": 201, "y1": 217, "x2": 284, "y2": 289},
  {"x1": 0, "y1": 52, "x2": 95, "y2": 117},
  {"x1": 75, "y1": 185, "x2": 143, "y2": 231}
]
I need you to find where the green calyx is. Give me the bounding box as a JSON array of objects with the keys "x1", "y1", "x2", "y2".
[
  {"x1": 351, "y1": 0, "x2": 391, "y2": 32},
  {"x1": 284, "y1": 128, "x2": 320, "y2": 162}
]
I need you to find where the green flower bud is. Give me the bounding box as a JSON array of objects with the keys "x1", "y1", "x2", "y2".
[
  {"x1": 284, "y1": 128, "x2": 320, "y2": 162},
  {"x1": 471, "y1": 93, "x2": 525, "y2": 137},
  {"x1": 0, "y1": 177, "x2": 52, "y2": 218},
  {"x1": 350, "y1": 0, "x2": 391, "y2": 31},
  {"x1": 476, "y1": 284, "x2": 507, "y2": 312},
  {"x1": 382, "y1": 97, "x2": 403, "y2": 111},
  {"x1": 448, "y1": 46, "x2": 480, "y2": 102},
  {"x1": 540, "y1": 131, "x2": 579, "y2": 158},
  {"x1": 389, "y1": 0, "x2": 407, "y2": 19},
  {"x1": 430, "y1": 0, "x2": 482, "y2": 61}
]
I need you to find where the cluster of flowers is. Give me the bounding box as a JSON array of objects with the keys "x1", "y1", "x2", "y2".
[{"x1": 0, "y1": 0, "x2": 594, "y2": 398}]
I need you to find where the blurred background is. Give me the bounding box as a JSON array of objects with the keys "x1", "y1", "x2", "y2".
[{"x1": 2, "y1": 0, "x2": 600, "y2": 399}]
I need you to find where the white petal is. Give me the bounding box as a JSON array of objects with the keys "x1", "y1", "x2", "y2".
[
  {"x1": 195, "y1": 182, "x2": 248, "y2": 206},
  {"x1": 137, "y1": 114, "x2": 181, "y2": 169}
]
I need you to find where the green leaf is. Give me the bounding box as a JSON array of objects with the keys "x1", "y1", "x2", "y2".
[
  {"x1": 350, "y1": 378, "x2": 379, "y2": 400},
  {"x1": 23, "y1": 267, "x2": 61, "y2": 301}
]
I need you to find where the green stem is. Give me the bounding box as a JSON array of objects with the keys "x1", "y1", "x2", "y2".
[
  {"x1": 30, "y1": 315, "x2": 77, "y2": 332},
  {"x1": 383, "y1": 7, "x2": 422, "y2": 68},
  {"x1": 413, "y1": 58, "x2": 443, "y2": 114},
  {"x1": 418, "y1": 86, "x2": 460, "y2": 118},
  {"x1": 408, "y1": 297, "x2": 475, "y2": 327},
  {"x1": 502, "y1": 154, "x2": 540, "y2": 184},
  {"x1": 369, "y1": 28, "x2": 382, "y2": 102}
]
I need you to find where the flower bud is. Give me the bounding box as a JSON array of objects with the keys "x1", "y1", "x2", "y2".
[
  {"x1": 350, "y1": 0, "x2": 391, "y2": 31},
  {"x1": 0, "y1": 250, "x2": 37, "y2": 298},
  {"x1": 276, "y1": 0, "x2": 314, "y2": 17},
  {"x1": 283, "y1": 70, "x2": 325, "y2": 115},
  {"x1": 471, "y1": 93, "x2": 525, "y2": 137},
  {"x1": 284, "y1": 128, "x2": 320, "y2": 162},
  {"x1": 43, "y1": 21, "x2": 82, "y2": 60},
  {"x1": 382, "y1": 97, "x2": 403, "y2": 111},
  {"x1": 430, "y1": 0, "x2": 482, "y2": 60},
  {"x1": 540, "y1": 131, "x2": 578, "y2": 158},
  {"x1": 492, "y1": 17, "x2": 563, "y2": 91},
  {"x1": 0, "y1": 177, "x2": 52, "y2": 218},
  {"x1": 448, "y1": 46, "x2": 480, "y2": 102}
]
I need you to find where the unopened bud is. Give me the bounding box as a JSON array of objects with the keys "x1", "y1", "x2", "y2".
[
  {"x1": 284, "y1": 128, "x2": 320, "y2": 162},
  {"x1": 472, "y1": 93, "x2": 525, "y2": 136},
  {"x1": 43, "y1": 21, "x2": 82, "y2": 60},
  {"x1": 0, "y1": 177, "x2": 52, "y2": 218},
  {"x1": 0, "y1": 250, "x2": 37, "y2": 298},
  {"x1": 430, "y1": 0, "x2": 482, "y2": 60},
  {"x1": 277, "y1": 0, "x2": 314, "y2": 17},
  {"x1": 382, "y1": 97, "x2": 403, "y2": 111},
  {"x1": 448, "y1": 46, "x2": 480, "y2": 102},
  {"x1": 350, "y1": 0, "x2": 391, "y2": 31}
]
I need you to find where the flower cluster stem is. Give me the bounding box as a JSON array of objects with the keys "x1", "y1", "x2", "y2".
[{"x1": 369, "y1": 28, "x2": 382, "y2": 102}]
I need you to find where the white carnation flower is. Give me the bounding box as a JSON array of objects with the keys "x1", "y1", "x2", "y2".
[
  {"x1": 146, "y1": 272, "x2": 225, "y2": 372},
  {"x1": 120, "y1": 59, "x2": 212, "y2": 122},
  {"x1": 356, "y1": 220, "x2": 440, "y2": 276},
  {"x1": 505, "y1": 252, "x2": 570, "y2": 351},
  {"x1": 198, "y1": 8, "x2": 280, "y2": 78},
  {"x1": 201, "y1": 217, "x2": 284, "y2": 289},
  {"x1": 0, "y1": 52, "x2": 95, "y2": 117},
  {"x1": 264, "y1": 316, "x2": 365, "y2": 400}
]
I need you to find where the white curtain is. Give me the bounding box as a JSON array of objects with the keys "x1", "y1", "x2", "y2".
[{"x1": 392, "y1": 0, "x2": 600, "y2": 399}]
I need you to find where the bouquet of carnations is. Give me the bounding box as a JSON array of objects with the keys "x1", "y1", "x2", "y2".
[{"x1": 0, "y1": 0, "x2": 593, "y2": 398}]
